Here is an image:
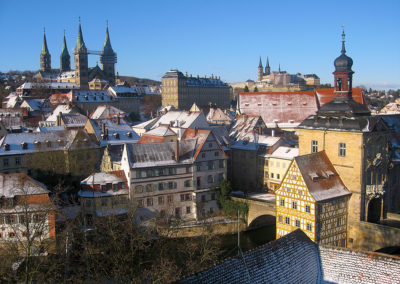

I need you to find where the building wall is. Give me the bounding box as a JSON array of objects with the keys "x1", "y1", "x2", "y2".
[
  {"x1": 276, "y1": 160, "x2": 316, "y2": 241},
  {"x1": 267, "y1": 157, "x2": 292, "y2": 191},
  {"x1": 297, "y1": 128, "x2": 389, "y2": 247}
]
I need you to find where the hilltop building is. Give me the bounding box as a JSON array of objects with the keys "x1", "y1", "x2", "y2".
[
  {"x1": 37, "y1": 20, "x2": 117, "y2": 88},
  {"x1": 161, "y1": 70, "x2": 230, "y2": 110}
]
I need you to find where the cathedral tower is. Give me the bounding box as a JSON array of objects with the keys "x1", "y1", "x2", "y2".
[
  {"x1": 100, "y1": 23, "x2": 117, "y2": 85},
  {"x1": 40, "y1": 30, "x2": 51, "y2": 72},
  {"x1": 74, "y1": 20, "x2": 89, "y2": 89},
  {"x1": 265, "y1": 57, "x2": 270, "y2": 75},
  {"x1": 60, "y1": 31, "x2": 70, "y2": 72},
  {"x1": 258, "y1": 57, "x2": 263, "y2": 81}
]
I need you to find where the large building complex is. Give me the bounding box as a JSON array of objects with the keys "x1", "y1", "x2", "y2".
[{"x1": 161, "y1": 70, "x2": 230, "y2": 110}]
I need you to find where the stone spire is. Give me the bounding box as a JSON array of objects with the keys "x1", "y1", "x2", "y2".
[
  {"x1": 40, "y1": 28, "x2": 51, "y2": 72},
  {"x1": 41, "y1": 29, "x2": 50, "y2": 55},
  {"x1": 258, "y1": 56, "x2": 263, "y2": 68},
  {"x1": 265, "y1": 57, "x2": 270, "y2": 75},
  {"x1": 75, "y1": 18, "x2": 86, "y2": 52},
  {"x1": 102, "y1": 22, "x2": 114, "y2": 55},
  {"x1": 60, "y1": 30, "x2": 70, "y2": 72}
]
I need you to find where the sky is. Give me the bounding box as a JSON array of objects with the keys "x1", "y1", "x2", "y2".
[{"x1": 0, "y1": 0, "x2": 399, "y2": 89}]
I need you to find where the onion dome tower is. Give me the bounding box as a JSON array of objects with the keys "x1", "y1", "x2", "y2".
[
  {"x1": 40, "y1": 29, "x2": 51, "y2": 72},
  {"x1": 60, "y1": 31, "x2": 71, "y2": 72},
  {"x1": 74, "y1": 18, "x2": 89, "y2": 89},
  {"x1": 100, "y1": 22, "x2": 117, "y2": 85}
]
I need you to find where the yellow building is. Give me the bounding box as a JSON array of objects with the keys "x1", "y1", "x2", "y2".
[
  {"x1": 161, "y1": 70, "x2": 230, "y2": 110},
  {"x1": 262, "y1": 146, "x2": 299, "y2": 191},
  {"x1": 276, "y1": 151, "x2": 351, "y2": 246},
  {"x1": 296, "y1": 31, "x2": 390, "y2": 248}
]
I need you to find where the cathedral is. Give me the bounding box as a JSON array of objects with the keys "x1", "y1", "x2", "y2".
[{"x1": 37, "y1": 20, "x2": 117, "y2": 89}]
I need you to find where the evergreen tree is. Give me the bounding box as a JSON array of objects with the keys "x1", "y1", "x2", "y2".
[
  {"x1": 244, "y1": 85, "x2": 249, "y2": 92},
  {"x1": 254, "y1": 86, "x2": 259, "y2": 92}
]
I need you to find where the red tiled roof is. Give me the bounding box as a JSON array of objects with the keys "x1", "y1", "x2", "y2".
[
  {"x1": 137, "y1": 135, "x2": 166, "y2": 144},
  {"x1": 240, "y1": 92, "x2": 317, "y2": 125},
  {"x1": 316, "y1": 88, "x2": 364, "y2": 105}
]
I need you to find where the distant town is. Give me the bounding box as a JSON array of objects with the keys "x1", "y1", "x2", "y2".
[{"x1": 0, "y1": 21, "x2": 400, "y2": 283}]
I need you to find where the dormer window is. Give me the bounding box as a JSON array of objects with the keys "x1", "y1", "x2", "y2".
[
  {"x1": 45, "y1": 140, "x2": 51, "y2": 147},
  {"x1": 309, "y1": 172, "x2": 319, "y2": 182},
  {"x1": 101, "y1": 185, "x2": 106, "y2": 193},
  {"x1": 3, "y1": 144, "x2": 9, "y2": 151},
  {"x1": 113, "y1": 133, "x2": 120, "y2": 139},
  {"x1": 57, "y1": 139, "x2": 63, "y2": 146},
  {"x1": 20, "y1": 142, "x2": 28, "y2": 150},
  {"x1": 126, "y1": 132, "x2": 132, "y2": 138}
]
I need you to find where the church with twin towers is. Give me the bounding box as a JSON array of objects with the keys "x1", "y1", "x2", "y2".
[{"x1": 38, "y1": 20, "x2": 117, "y2": 89}]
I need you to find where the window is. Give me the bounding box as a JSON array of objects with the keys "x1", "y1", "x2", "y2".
[
  {"x1": 219, "y1": 160, "x2": 225, "y2": 168},
  {"x1": 207, "y1": 175, "x2": 214, "y2": 183},
  {"x1": 184, "y1": 180, "x2": 191, "y2": 187},
  {"x1": 146, "y1": 184, "x2": 153, "y2": 192},
  {"x1": 196, "y1": 163, "x2": 202, "y2": 171},
  {"x1": 305, "y1": 205, "x2": 311, "y2": 213},
  {"x1": 175, "y1": 207, "x2": 181, "y2": 218},
  {"x1": 180, "y1": 194, "x2": 185, "y2": 202},
  {"x1": 186, "y1": 206, "x2": 191, "y2": 214},
  {"x1": 285, "y1": 217, "x2": 290, "y2": 224},
  {"x1": 276, "y1": 162, "x2": 280, "y2": 168},
  {"x1": 312, "y1": 140, "x2": 318, "y2": 153},
  {"x1": 15, "y1": 157, "x2": 21, "y2": 166},
  {"x1": 201, "y1": 195, "x2": 206, "y2": 202},
  {"x1": 265, "y1": 172, "x2": 269, "y2": 178},
  {"x1": 207, "y1": 161, "x2": 214, "y2": 170},
  {"x1": 33, "y1": 213, "x2": 44, "y2": 223},
  {"x1": 209, "y1": 143, "x2": 212, "y2": 148},
  {"x1": 85, "y1": 200, "x2": 91, "y2": 208},
  {"x1": 339, "y1": 143, "x2": 346, "y2": 157},
  {"x1": 186, "y1": 166, "x2": 191, "y2": 173},
  {"x1": 215, "y1": 151, "x2": 219, "y2": 157},
  {"x1": 136, "y1": 171, "x2": 141, "y2": 178},
  {"x1": 5, "y1": 215, "x2": 16, "y2": 224},
  {"x1": 138, "y1": 199, "x2": 144, "y2": 207},
  {"x1": 280, "y1": 199, "x2": 285, "y2": 206},
  {"x1": 201, "y1": 153, "x2": 206, "y2": 158},
  {"x1": 158, "y1": 196, "x2": 164, "y2": 205},
  {"x1": 271, "y1": 173, "x2": 274, "y2": 178},
  {"x1": 218, "y1": 173, "x2": 224, "y2": 182},
  {"x1": 135, "y1": 185, "x2": 143, "y2": 193},
  {"x1": 211, "y1": 193, "x2": 216, "y2": 200},
  {"x1": 306, "y1": 223, "x2": 312, "y2": 231},
  {"x1": 295, "y1": 220, "x2": 300, "y2": 227},
  {"x1": 287, "y1": 188, "x2": 291, "y2": 193},
  {"x1": 158, "y1": 183, "x2": 164, "y2": 191},
  {"x1": 299, "y1": 190, "x2": 303, "y2": 195},
  {"x1": 3, "y1": 158, "x2": 9, "y2": 167},
  {"x1": 317, "y1": 205, "x2": 322, "y2": 214},
  {"x1": 292, "y1": 202, "x2": 297, "y2": 210},
  {"x1": 185, "y1": 194, "x2": 191, "y2": 201},
  {"x1": 337, "y1": 217, "x2": 343, "y2": 226},
  {"x1": 101, "y1": 198, "x2": 108, "y2": 207},
  {"x1": 8, "y1": 232, "x2": 16, "y2": 238},
  {"x1": 209, "y1": 207, "x2": 214, "y2": 214},
  {"x1": 277, "y1": 174, "x2": 280, "y2": 180},
  {"x1": 278, "y1": 215, "x2": 283, "y2": 223},
  {"x1": 146, "y1": 198, "x2": 153, "y2": 207},
  {"x1": 167, "y1": 195, "x2": 173, "y2": 203}
]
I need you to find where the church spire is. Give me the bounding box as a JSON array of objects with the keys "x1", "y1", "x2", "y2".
[
  {"x1": 102, "y1": 22, "x2": 114, "y2": 55},
  {"x1": 75, "y1": 17, "x2": 86, "y2": 52},
  {"x1": 265, "y1": 57, "x2": 270, "y2": 75},
  {"x1": 60, "y1": 30, "x2": 70, "y2": 72},
  {"x1": 258, "y1": 56, "x2": 263, "y2": 68},
  {"x1": 41, "y1": 29, "x2": 49, "y2": 55}
]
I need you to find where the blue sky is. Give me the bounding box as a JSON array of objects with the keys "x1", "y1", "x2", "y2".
[{"x1": 0, "y1": 0, "x2": 399, "y2": 89}]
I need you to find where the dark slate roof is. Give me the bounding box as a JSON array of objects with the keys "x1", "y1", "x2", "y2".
[
  {"x1": 126, "y1": 139, "x2": 197, "y2": 168},
  {"x1": 162, "y1": 69, "x2": 185, "y2": 79},
  {"x1": 317, "y1": 97, "x2": 370, "y2": 117},
  {"x1": 298, "y1": 113, "x2": 388, "y2": 132},
  {"x1": 179, "y1": 229, "x2": 321, "y2": 284}
]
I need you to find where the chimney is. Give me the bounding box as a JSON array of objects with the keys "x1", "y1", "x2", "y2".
[
  {"x1": 258, "y1": 127, "x2": 261, "y2": 135},
  {"x1": 174, "y1": 139, "x2": 179, "y2": 162},
  {"x1": 116, "y1": 115, "x2": 120, "y2": 125},
  {"x1": 56, "y1": 113, "x2": 62, "y2": 126},
  {"x1": 101, "y1": 123, "x2": 106, "y2": 134},
  {"x1": 243, "y1": 114, "x2": 248, "y2": 121},
  {"x1": 194, "y1": 127, "x2": 198, "y2": 136},
  {"x1": 271, "y1": 129, "x2": 275, "y2": 137}
]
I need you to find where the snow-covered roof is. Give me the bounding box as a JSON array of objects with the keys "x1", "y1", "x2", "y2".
[
  {"x1": 153, "y1": 111, "x2": 209, "y2": 130},
  {"x1": 145, "y1": 125, "x2": 176, "y2": 137},
  {"x1": 0, "y1": 173, "x2": 49, "y2": 198},
  {"x1": 90, "y1": 105, "x2": 127, "y2": 119},
  {"x1": 126, "y1": 139, "x2": 197, "y2": 168},
  {"x1": 18, "y1": 82, "x2": 78, "y2": 90},
  {"x1": 0, "y1": 129, "x2": 98, "y2": 156},
  {"x1": 46, "y1": 105, "x2": 76, "y2": 122},
  {"x1": 270, "y1": 146, "x2": 299, "y2": 160},
  {"x1": 81, "y1": 172, "x2": 125, "y2": 186},
  {"x1": 294, "y1": 151, "x2": 351, "y2": 202},
  {"x1": 61, "y1": 113, "x2": 88, "y2": 128},
  {"x1": 88, "y1": 117, "x2": 139, "y2": 146},
  {"x1": 20, "y1": 99, "x2": 45, "y2": 111}
]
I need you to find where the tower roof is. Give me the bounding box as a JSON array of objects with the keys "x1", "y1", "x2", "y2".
[
  {"x1": 258, "y1": 56, "x2": 263, "y2": 68},
  {"x1": 102, "y1": 24, "x2": 114, "y2": 55},
  {"x1": 266, "y1": 57, "x2": 270, "y2": 68},
  {"x1": 75, "y1": 19, "x2": 86, "y2": 51},
  {"x1": 41, "y1": 30, "x2": 50, "y2": 55},
  {"x1": 61, "y1": 32, "x2": 70, "y2": 58},
  {"x1": 334, "y1": 30, "x2": 353, "y2": 72}
]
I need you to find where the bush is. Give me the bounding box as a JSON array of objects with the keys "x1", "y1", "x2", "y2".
[{"x1": 215, "y1": 180, "x2": 248, "y2": 218}]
